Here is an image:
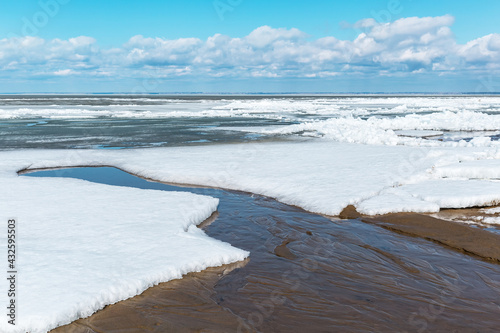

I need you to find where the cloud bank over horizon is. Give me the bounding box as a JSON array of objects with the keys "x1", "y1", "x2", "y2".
[{"x1": 1, "y1": 15, "x2": 499, "y2": 91}]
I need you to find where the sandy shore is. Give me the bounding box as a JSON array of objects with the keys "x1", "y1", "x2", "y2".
[
  {"x1": 21, "y1": 167, "x2": 500, "y2": 332},
  {"x1": 361, "y1": 210, "x2": 500, "y2": 263},
  {"x1": 52, "y1": 261, "x2": 248, "y2": 333}
]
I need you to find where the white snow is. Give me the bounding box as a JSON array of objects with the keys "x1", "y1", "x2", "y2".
[
  {"x1": 482, "y1": 216, "x2": 500, "y2": 224},
  {"x1": 256, "y1": 111, "x2": 500, "y2": 146},
  {"x1": 356, "y1": 188, "x2": 441, "y2": 215},
  {"x1": 4, "y1": 140, "x2": 499, "y2": 219},
  {"x1": 400, "y1": 180, "x2": 500, "y2": 208},
  {"x1": 433, "y1": 159, "x2": 500, "y2": 179},
  {"x1": 394, "y1": 130, "x2": 444, "y2": 138},
  {"x1": 212, "y1": 96, "x2": 500, "y2": 118},
  {"x1": 439, "y1": 213, "x2": 500, "y2": 226},
  {"x1": 4, "y1": 143, "x2": 453, "y2": 217},
  {"x1": 0, "y1": 157, "x2": 248, "y2": 333},
  {"x1": 480, "y1": 207, "x2": 500, "y2": 214}
]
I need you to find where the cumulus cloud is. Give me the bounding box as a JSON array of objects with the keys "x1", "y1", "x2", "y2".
[
  {"x1": 367, "y1": 15, "x2": 455, "y2": 40},
  {"x1": 0, "y1": 36, "x2": 99, "y2": 77},
  {"x1": 459, "y1": 34, "x2": 500, "y2": 67},
  {"x1": 245, "y1": 25, "x2": 308, "y2": 48},
  {"x1": 0, "y1": 15, "x2": 499, "y2": 80}
]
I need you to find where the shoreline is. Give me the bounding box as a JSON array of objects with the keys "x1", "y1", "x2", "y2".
[
  {"x1": 362, "y1": 212, "x2": 500, "y2": 263},
  {"x1": 19, "y1": 166, "x2": 500, "y2": 332},
  {"x1": 338, "y1": 205, "x2": 500, "y2": 264},
  {"x1": 20, "y1": 165, "x2": 500, "y2": 264}
]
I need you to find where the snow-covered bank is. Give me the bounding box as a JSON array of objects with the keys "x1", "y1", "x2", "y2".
[
  {"x1": 0, "y1": 159, "x2": 248, "y2": 333},
  {"x1": 2, "y1": 138, "x2": 500, "y2": 331},
  {"x1": 7, "y1": 140, "x2": 500, "y2": 217}
]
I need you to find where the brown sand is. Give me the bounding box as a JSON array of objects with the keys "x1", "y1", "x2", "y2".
[
  {"x1": 51, "y1": 261, "x2": 249, "y2": 333},
  {"x1": 361, "y1": 212, "x2": 500, "y2": 263},
  {"x1": 273, "y1": 239, "x2": 297, "y2": 260}
]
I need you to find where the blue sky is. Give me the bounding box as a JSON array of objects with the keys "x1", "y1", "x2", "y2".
[
  {"x1": 0, "y1": 0, "x2": 499, "y2": 93},
  {"x1": 2, "y1": 0, "x2": 499, "y2": 45}
]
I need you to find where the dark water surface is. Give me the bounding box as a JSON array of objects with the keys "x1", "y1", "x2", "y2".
[
  {"x1": 24, "y1": 167, "x2": 500, "y2": 332},
  {"x1": 4, "y1": 95, "x2": 500, "y2": 150}
]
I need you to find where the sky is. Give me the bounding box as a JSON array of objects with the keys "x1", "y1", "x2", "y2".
[{"x1": 0, "y1": 0, "x2": 499, "y2": 93}]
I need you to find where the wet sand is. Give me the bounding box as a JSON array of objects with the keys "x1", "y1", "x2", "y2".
[
  {"x1": 21, "y1": 167, "x2": 500, "y2": 332},
  {"x1": 360, "y1": 210, "x2": 500, "y2": 263},
  {"x1": 51, "y1": 261, "x2": 249, "y2": 333}
]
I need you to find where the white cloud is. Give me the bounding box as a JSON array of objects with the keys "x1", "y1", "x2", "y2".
[
  {"x1": 0, "y1": 16, "x2": 499, "y2": 81},
  {"x1": 53, "y1": 69, "x2": 78, "y2": 76},
  {"x1": 459, "y1": 33, "x2": 500, "y2": 66},
  {"x1": 367, "y1": 15, "x2": 455, "y2": 40},
  {"x1": 245, "y1": 25, "x2": 307, "y2": 48},
  {"x1": 0, "y1": 36, "x2": 99, "y2": 76}
]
